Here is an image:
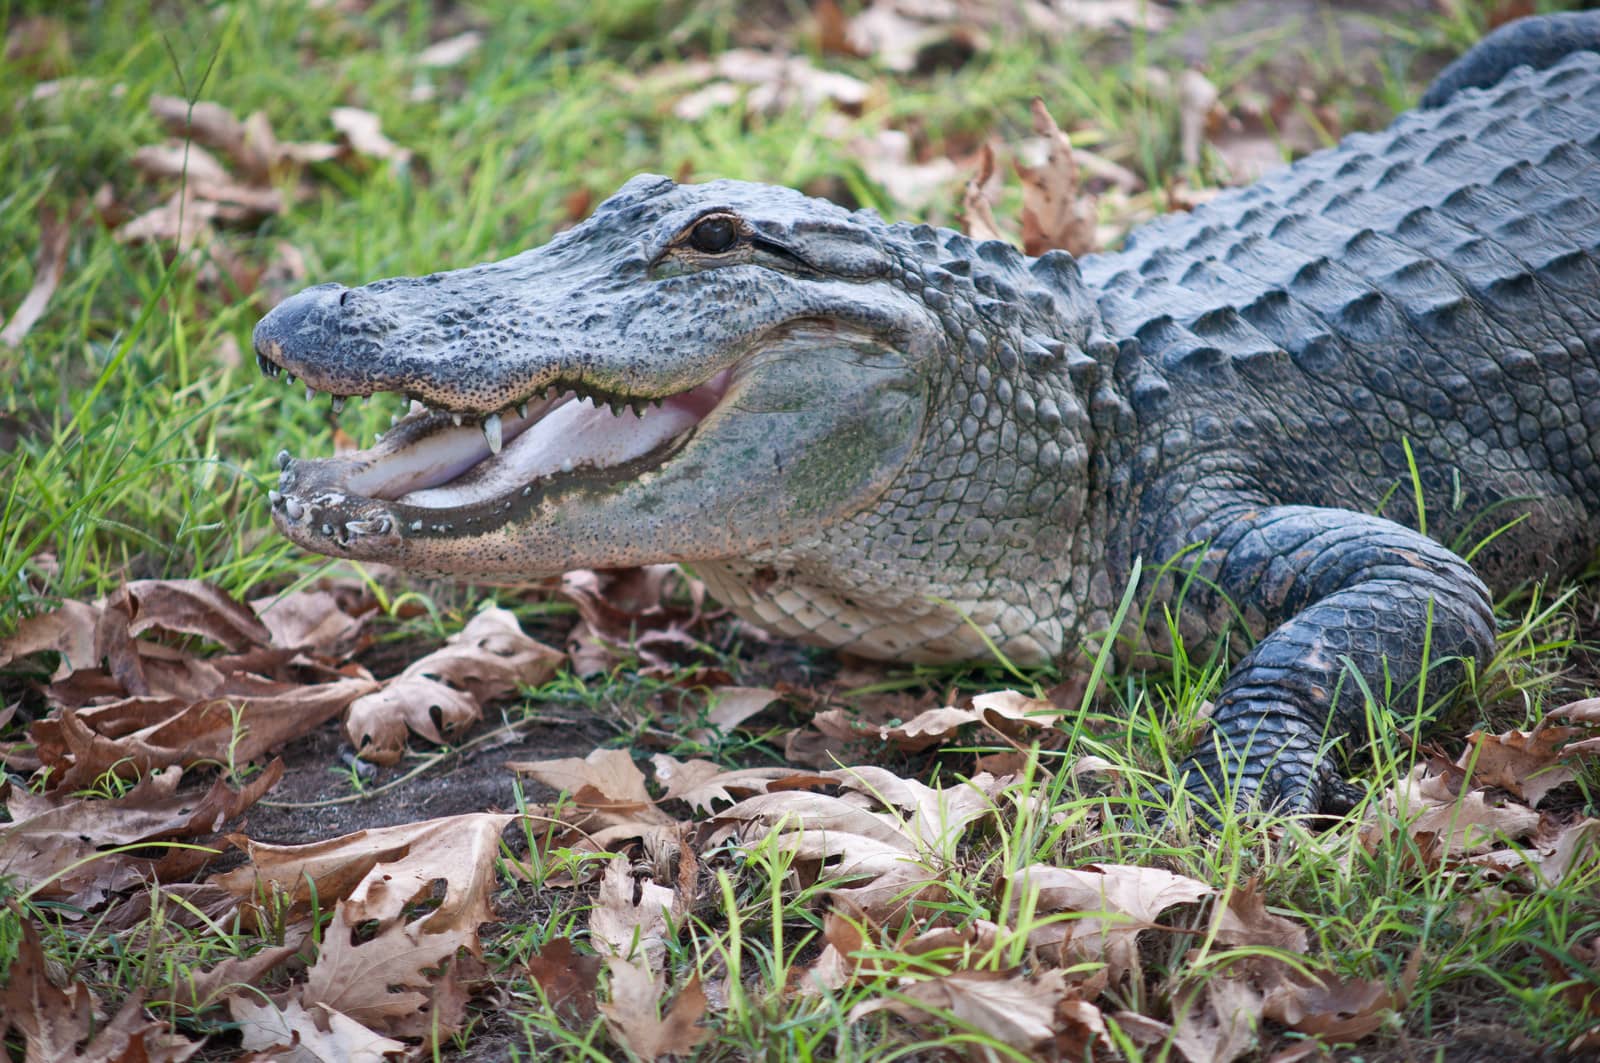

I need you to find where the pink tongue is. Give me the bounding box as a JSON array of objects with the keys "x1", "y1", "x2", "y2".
[{"x1": 398, "y1": 394, "x2": 700, "y2": 508}]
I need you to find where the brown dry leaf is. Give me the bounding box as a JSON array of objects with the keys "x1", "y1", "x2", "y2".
[
  {"x1": 109, "y1": 579, "x2": 273, "y2": 651},
  {"x1": 1016, "y1": 98, "x2": 1097, "y2": 257},
  {"x1": 1010, "y1": 863, "x2": 1215, "y2": 983},
  {"x1": 590, "y1": 857, "x2": 709, "y2": 1059},
  {"x1": 1211, "y1": 877, "x2": 1308, "y2": 954},
  {"x1": 113, "y1": 193, "x2": 219, "y2": 253},
  {"x1": 558, "y1": 566, "x2": 712, "y2": 675},
  {"x1": 1461, "y1": 697, "x2": 1600, "y2": 804},
  {"x1": 650, "y1": 754, "x2": 832, "y2": 814},
  {"x1": 799, "y1": 908, "x2": 870, "y2": 995},
  {"x1": 213, "y1": 811, "x2": 513, "y2": 929},
  {"x1": 2, "y1": 761, "x2": 282, "y2": 909},
  {"x1": 415, "y1": 30, "x2": 481, "y2": 68},
  {"x1": 149, "y1": 95, "x2": 341, "y2": 183},
  {"x1": 0, "y1": 915, "x2": 202, "y2": 1062},
  {"x1": 1468, "y1": 814, "x2": 1600, "y2": 887},
  {"x1": 1170, "y1": 977, "x2": 1264, "y2": 1063},
  {"x1": 590, "y1": 856, "x2": 679, "y2": 965},
  {"x1": 217, "y1": 812, "x2": 512, "y2": 1042},
  {"x1": 130, "y1": 143, "x2": 232, "y2": 184},
  {"x1": 685, "y1": 685, "x2": 783, "y2": 745},
  {"x1": 849, "y1": 968, "x2": 1080, "y2": 1054},
  {"x1": 798, "y1": 686, "x2": 1068, "y2": 759},
  {"x1": 31, "y1": 674, "x2": 376, "y2": 790},
  {"x1": 330, "y1": 106, "x2": 413, "y2": 165},
  {"x1": 1260, "y1": 956, "x2": 1415, "y2": 1041},
  {"x1": 1, "y1": 203, "x2": 72, "y2": 347},
  {"x1": 229, "y1": 995, "x2": 405, "y2": 1062},
  {"x1": 1177, "y1": 68, "x2": 1222, "y2": 172},
  {"x1": 710, "y1": 769, "x2": 1004, "y2": 921},
  {"x1": 345, "y1": 606, "x2": 562, "y2": 764},
  {"x1": 962, "y1": 142, "x2": 1005, "y2": 243},
  {"x1": 712, "y1": 788, "x2": 920, "y2": 873},
  {"x1": 0, "y1": 579, "x2": 273, "y2": 692},
  {"x1": 249, "y1": 587, "x2": 373, "y2": 659},
  {"x1": 510, "y1": 747, "x2": 674, "y2": 830},
  {"x1": 151, "y1": 928, "x2": 310, "y2": 1014},
  {"x1": 668, "y1": 49, "x2": 870, "y2": 121},
  {"x1": 1369, "y1": 764, "x2": 1541, "y2": 856},
  {"x1": 855, "y1": 128, "x2": 962, "y2": 211},
  {"x1": 602, "y1": 963, "x2": 712, "y2": 1061},
  {"x1": 526, "y1": 937, "x2": 603, "y2": 1022},
  {"x1": 0, "y1": 598, "x2": 101, "y2": 679}
]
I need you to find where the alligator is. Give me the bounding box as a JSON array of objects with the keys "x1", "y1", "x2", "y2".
[{"x1": 253, "y1": 13, "x2": 1600, "y2": 817}]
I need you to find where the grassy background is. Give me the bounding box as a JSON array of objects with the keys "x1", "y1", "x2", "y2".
[{"x1": 3, "y1": 0, "x2": 1598, "y2": 1059}]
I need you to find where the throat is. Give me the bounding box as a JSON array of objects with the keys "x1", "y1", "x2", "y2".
[{"x1": 693, "y1": 558, "x2": 1063, "y2": 667}]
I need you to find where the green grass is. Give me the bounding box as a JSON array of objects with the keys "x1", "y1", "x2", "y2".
[{"x1": 3, "y1": 0, "x2": 1599, "y2": 1059}]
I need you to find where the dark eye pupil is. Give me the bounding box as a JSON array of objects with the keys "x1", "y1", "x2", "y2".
[{"x1": 691, "y1": 217, "x2": 737, "y2": 253}]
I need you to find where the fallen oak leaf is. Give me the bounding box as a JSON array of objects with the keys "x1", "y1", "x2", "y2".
[
  {"x1": 1008, "y1": 863, "x2": 1215, "y2": 984},
  {"x1": 248, "y1": 587, "x2": 374, "y2": 659},
  {"x1": 590, "y1": 856, "x2": 679, "y2": 965},
  {"x1": 1170, "y1": 976, "x2": 1263, "y2": 1063},
  {"x1": 685, "y1": 685, "x2": 783, "y2": 745},
  {"x1": 510, "y1": 747, "x2": 674, "y2": 829},
  {"x1": 219, "y1": 812, "x2": 514, "y2": 1042},
  {"x1": 212, "y1": 811, "x2": 515, "y2": 932},
  {"x1": 148, "y1": 95, "x2": 340, "y2": 183},
  {"x1": 649, "y1": 753, "x2": 833, "y2": 815},
  {"x1": 32, "y1": 674, "x2": 376, "y2": 790},
  {"x1": 848, "y1": 968, "x2": 1080, "y2": 1054},
  {"x1": 602, "y1": 962, "x2": 712, "y2": 1061},
  {"x1": 0, "y1": 202, "x2": 71, "y2": 347},
  {"x1": 1016, "y1": 97, "x2": 1097, "y2": 257},
  {"x1": 0, "y1": 912, "x2": 204, "y2": 1062},
  {"x1": 229, "y1": 994, "x2": 405, "y2": 1062},
  {"x1": 345, "y1": 606, "x2": 562, "y2": 764},
  {"x1": 961, "y1": 142, "x2": 1006, "y2": 243},
  {"x1": 330, "y1": 106, "x2": 413, "y2": 165},
  {"x1": 1366, "y1": 763, "x2": 1541, "y2": 857},
  {"x1": 526, "y1": 937, "x2": 603, "y2": 1022}
]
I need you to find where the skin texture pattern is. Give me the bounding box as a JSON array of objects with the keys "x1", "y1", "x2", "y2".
[{"x1": 254, "y1": 14, "x2": 1600, "y2": 816}]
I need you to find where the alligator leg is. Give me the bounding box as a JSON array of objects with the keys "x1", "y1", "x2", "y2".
[{"x1": 1144, "y1": 505, "x2": 1499, "y2": 817}]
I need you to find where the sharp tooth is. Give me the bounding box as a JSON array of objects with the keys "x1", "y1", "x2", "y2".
[
  {"x1": 607, "y1": 400, "x2": 622, "y2": 417},
  {"x1": 305, "y1": 384, "x2": 315, "y2": 402},
  {"x1": 409, "y1": 519, "x2": 423, "y2": 532},
  {"x1": 391, "y1": 412, "x2": 402, "y2": 426},
  {"x1": 256, "y1": 353, "x2": 271, "y2": 374},
  {"x1": 276, "y1": 449, "x2": 292, "y2": 470},
  {"x1": 518, "y1": 402, "x2": 528, "y2": 418},
  {"x1": 285, "y1": 373, "x2": 296, "y2": 385},
  {"x1": 331, "y1": 395, "x2": 346, "y2": 413},
  {"x1": 268, "y1": 490, "x2": 282, "y2": 505},
  {"x1": 483, "y1": 412, "x2": 503, "y2": 454},
  {"x1": 630, "y1": 400, "x2": 645, "y2": 417},
  {"x1": 452, "y1": 412, "x2": 463, "y2": 426},
  {"x1": 284, "y1": 498, "x2": 304, "y2": 520}
]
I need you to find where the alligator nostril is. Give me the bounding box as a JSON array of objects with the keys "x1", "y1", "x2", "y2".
[{"x1": 339, "y1": 289, "x2": 351, "y2": 307}]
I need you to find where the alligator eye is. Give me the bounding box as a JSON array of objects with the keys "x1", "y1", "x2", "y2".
[{"x1": 688, "y1": 215, "x2": 738, "y2": 254}]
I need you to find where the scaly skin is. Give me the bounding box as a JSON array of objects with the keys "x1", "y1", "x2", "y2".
[{"x1": 255, "y1": 16, "x2": 1600, "y2": 815}]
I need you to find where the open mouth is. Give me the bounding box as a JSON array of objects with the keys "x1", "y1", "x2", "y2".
[{"x1": 259, "y1": 346, "x2": 735, "y2": 543}]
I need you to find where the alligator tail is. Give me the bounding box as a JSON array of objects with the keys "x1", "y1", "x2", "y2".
[{"x1": 1421, "y1": 11, "x2": 1600, "y2": 108}]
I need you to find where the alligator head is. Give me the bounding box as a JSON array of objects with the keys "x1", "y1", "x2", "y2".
[{"x1": 257, "y1": 174, "x2": 1103, "y2": 664}]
